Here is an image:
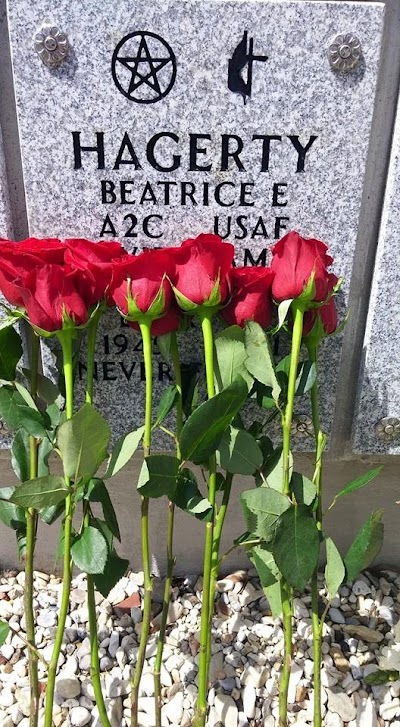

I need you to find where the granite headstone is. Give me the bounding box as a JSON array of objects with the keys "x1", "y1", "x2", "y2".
[
  {"x1": 354, "y1": 91, "x2": 400, "y2": 454},
  {"x1": 7, "y1": 0, "x2": 384, "y2": 443},
  {"x1": 0, "y1": 124, "x2": 16, "y2": 445}
]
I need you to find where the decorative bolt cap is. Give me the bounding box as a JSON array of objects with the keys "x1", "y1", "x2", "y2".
[
  {"x1": 374, "y1": 417, "x2": 400, "y2": 441},
  {"x1": 34, "y1": 24, "x2": 69, "y2": 67},
  {"x1": 292, "y1": 414, "x2": 314, "y2": 437},
  {"x1": 328, "y1": 33, "x2": 362, "y2": 73}
]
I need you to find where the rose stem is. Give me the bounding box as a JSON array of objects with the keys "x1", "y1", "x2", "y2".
[
  {"x1": 154, "y1": 331, "x2": 182, "y2": 727},
  {"x1": 307, "y1": 339, "x2": 324, "y2": 727},
  {"x1": 26, "y1": 328, "x2": 40, "y2": 727},
  {"x1": 84, "y1": 311, "x2": 112, "y2": 727},
  {"x1": 44, "y1": 330, "x2": 74, "y2": 727},
  {"x1": 205, "y1": 471, "x2": 234, "y2": 672},
  {"x1": 279, "y1": 302, "x2": 305, "y2": 727},
  {"x1": 193, "y1": 310, "x2": 217, "y2": 727},
  {"x1": 131, "y1": 320, "x2": 153, "y2": 727}
]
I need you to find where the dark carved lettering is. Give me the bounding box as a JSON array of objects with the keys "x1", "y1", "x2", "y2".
[
  {"x1": 272, "y1": 182, "x2": 288, "y2": 207},
  {"x1": 252, "y1": 135, "x2": 281, "y2": 172},
  {"x1": 221, "y1": 135, "x2": 245, "y2": 171},
  {"x1": 113, "y1": 133, "x2": 142, "y2": 170},
  {"x1": 288, "y1": 135, "x2": 318, "y2": 172},
  {"x1": 99, "y1": 214, "x2": 117, "y2": 237},
  {"x1": 146, "y1": 133, "x2": 180, "y2": 172},
  {"x1": 72, "y1": 132, "x2": 105, "y2": 169},
  {"x1": 189, "y1": 134, "x2": 212, "y2": 171},
  {"x1": 244, "y1": 248, "x2": 267, "y2": 266}
]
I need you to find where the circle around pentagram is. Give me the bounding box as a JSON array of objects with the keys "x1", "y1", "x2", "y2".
[{"x1": 112, "y1": 31, "x2": 177, "y2": 104}]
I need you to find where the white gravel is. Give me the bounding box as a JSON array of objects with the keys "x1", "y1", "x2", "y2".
[{"x1": 0, "y1": 567, "x2": 399, "y2": 726}]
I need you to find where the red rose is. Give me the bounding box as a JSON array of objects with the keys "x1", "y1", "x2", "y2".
[
  {"x1": 170, "y1": 234, "x2": 234, "y2": 311},
  {"x1": 129, "y1": 302, "x2": 182, "y2": 336},
  {"x1": 271, "y1": 231, "x2": 333, "y2": 303},
  {"x1": 221, "y1": 266, "x2": 274, "y2": 328},
  {"x1": 21, "y1": 264, "x2": 90, "y2": 332},
  {"x1": 109, "y1": 249, "x2": 173, "y2": 322},
  {"x1": 303, "y1": 294, "x2": 338, "y2": 338},
  {"x1": 64, "y1": 238, "x2": 128, "y2": 305},
  {"x1": 0, "y1": 238, "x2": 65, "y2": 307}
]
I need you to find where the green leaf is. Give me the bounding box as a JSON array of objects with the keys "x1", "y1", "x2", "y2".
[
  {"x1": 181, "y1": 362, "x2": 200, "y2": 418},
  {"x1": 250, "y1": 545, "x2": 280, "y2": 588},
  {"x1": 295, "y1": 361, "x2": 317, "y2": 396},
  {"x1": 291, "y1": 472, "x2": 317, "y2": 506},
  {"x1": 273, "y1": 505, "x2": 320, "y2": 591},
  {"x1": 57, "y1": 403, "x2": 110, "y2": 480},
  {"x1": 277, "y1": 299, "x2": 293, "y2": 330},
  {"x1": 233, "y1": 531, "x2": 257, "y2": 547},
  {"x1": 244, "y1": 322, "x2": 280, "y2": 401},
  {"x1": 93, "y1": 550, "x2": 129, "y2": 598},
  {"x1": 180, "y1": 377, "x2": 248, "y2": 465},
  {"x1": 263, "y1": 579, "x2": 282, "y2": 618},
  {"x1": 214, "y1": 327, "x2": 253, "y2": 391},
  {"x1": 0, "y1": 488, "x2": 26, "y2": 529},
  {"x1": 71, "y1": 525, "x2": 108, "y2": 574},
  {"x1": 332, "y1": 467, "x2": 383, "y2": 505},
  {"x1": 255, "y1": 382, "x2": 276, "y2": 410},
  {"x1": 104, "y1": 426, "x2": 144, "y2": 479},
  {"x1": 241, "y1": 488, "x2": 290, "y2": 541},
  {"x1": 364, "y1": 670, "x2": 400, "y2": 685},
  {"x1": 0, "y1": 387, "x2": 22, "y2": 430},
  {"x1": 0, "y1": 326, "x2": 23, "y2": 380},
  {"x1": 153, "y1": 386, "x2": 179, "y2": 428},
  {"x1": 218, "y1": 426, "x2": 263, "y2": 475},
  {"x1": 22, "y1": 369, "x2": 60, "y2": 405},
  {"x1": 172, "y1": 468, "x2": 212, "y2": 521},
  {"x1": 14, "y1": 382, "x2": 38, "y2": 410},
  {"x1": 325, "y1": 537, "x2": 345, "y2": 600},
  {"x1": 11, "y1": 430, "x2": 30, "y2": 482},
  {"x1": 260, "y1": 447, "x2": 293, "y2": 493},
  {"x1": 16, "y1": 529, "x2": 27, "y2": 560},
  {"x1": 0, "y1": 387, "x2": 50, "y2": 436},
  {"x1": 87, "y1": 479, "x2": 120, "y2": 541},
  {"x1": 15, "y1": 405, "x2": 51, "y2": 439},
  {"x1": 37, "y1": 438, "x2": 53, "y2": 477},
  {"x1": 156, "y1": 331, "x2": 172, "y2": 363},
  {"x1": 40, "y1": 502, "x2": 64, "y2": 525},
  {"x1": 0, "y1": 620, "x2": 10, "y2": 646},
  {"x1": 10, "y1": 475, "x2": 68, "y2": 510},
  {"x1": 137, "y1": 455, "x2": 179, "y2": 499},
  {"x1": 344, "y1": 510, "x2": 384, "y2": 582}
]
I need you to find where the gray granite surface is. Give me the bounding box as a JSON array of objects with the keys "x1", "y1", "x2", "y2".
[
  {"x1": 353, "y1": 93, "x2": 400, "y2": 454},
  {"x1": 7, "y1": 0, "x2": 385, "y2": 445},
  {"x1": 0, "y1": 124, "x2": 12, "y2": 239}
]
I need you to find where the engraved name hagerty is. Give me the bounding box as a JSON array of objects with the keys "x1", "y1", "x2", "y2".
[{"x1": 72, "y1": 131, "x2": 319, "y2": 243}]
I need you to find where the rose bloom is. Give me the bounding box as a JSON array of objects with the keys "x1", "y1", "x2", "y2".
[
  {"x1": 129, "y1": 302, "x2": 182, "y2": 336},
  {"x1": 64, "y1": 238, "x2": 128, "y2": 305},
  {"x1": 170, "y1": 233, "x2": 234, "y2": 311},
  {"x1": 303, "y1": 294, "x2": 339, "y2": 338},
  {"x1": 0, "y1": 237, "x2": 65, "y2": 307},
  {"x1": 21, "y1": 263, "x2": 92, "y2": 332},
  {"x1": 221, "y1": 266, "x2": 275, "y2": 328},
  {"x1": 270, "y1": 231, "x2": 334, "y2": 303},
  {"x1": 109, "y1": 248, "x2": 174, "y2": 324}
]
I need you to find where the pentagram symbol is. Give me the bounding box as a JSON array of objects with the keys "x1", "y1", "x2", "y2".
[{"x1": 112, "y1": 31, "x2": 177, "y2": 104}]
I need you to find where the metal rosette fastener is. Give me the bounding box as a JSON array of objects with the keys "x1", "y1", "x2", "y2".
[
  {"x1": 328, "y1": 33, "x2": 362, "y2": 73},
  {"x1": 291, "y1": 414, "x2": 314, "y2": 438},
  {"x1": 34, "y1": 24, "x2": 69, "y2": 67},
  {"x1": 374, "y1": 417, "x2": 400, "y2": 442}
]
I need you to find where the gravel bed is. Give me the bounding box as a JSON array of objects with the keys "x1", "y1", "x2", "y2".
[{"x1": 0, "y1": 567, "x2": 399, "y2": 726}]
